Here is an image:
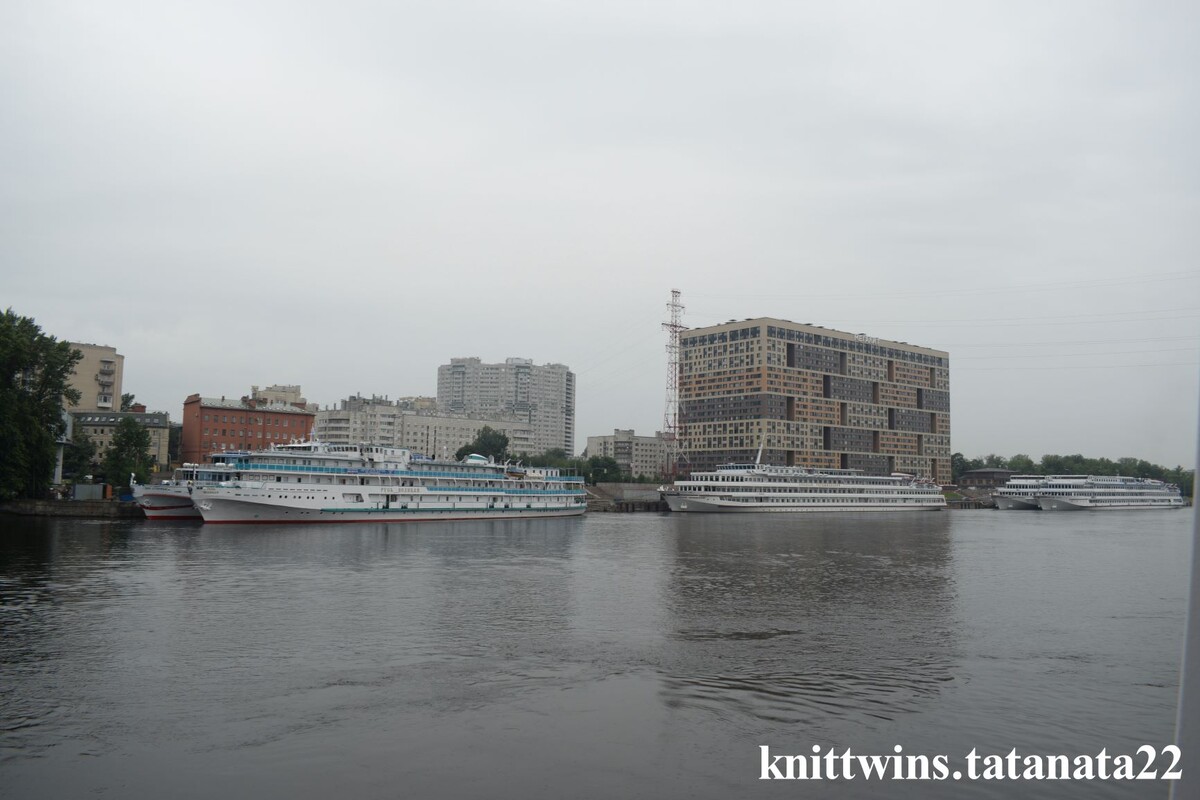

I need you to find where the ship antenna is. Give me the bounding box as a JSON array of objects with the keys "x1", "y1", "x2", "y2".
[{"x1": 755, "y1": 434, "x2": 765, "y2": 466}]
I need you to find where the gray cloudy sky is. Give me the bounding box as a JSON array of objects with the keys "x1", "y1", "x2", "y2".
[{"x1": 3, "y1": 1, "x2": 1197, "y2": 466}]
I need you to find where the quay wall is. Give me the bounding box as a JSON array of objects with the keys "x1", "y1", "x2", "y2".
[
  {"x1": 1, "y1": 499, "x2": 143, "y2": 519},
  {"x1": 591, "y1": 483, "x2": 662, "y2": 502},
  {"x1": 586, "y1": 482, "x2": 667, "y2": 512}
]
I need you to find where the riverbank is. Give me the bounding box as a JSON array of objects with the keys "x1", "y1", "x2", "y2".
[
  {"x1": 0, "y1": 499, "x2": 143, "y2": 519},
  {"x1": 586, "y1": 483, "x2": 668, "y2": 512}
]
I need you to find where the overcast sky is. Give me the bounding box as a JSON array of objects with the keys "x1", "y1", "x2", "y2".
[{"x1": 3, "y1": 1, "x2": 1197, "y2": 467}]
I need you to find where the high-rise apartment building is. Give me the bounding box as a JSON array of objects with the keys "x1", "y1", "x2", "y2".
[
  {"x1": 678, "y1": 318, "x2": 950, "y2": 483},
  {"x1": 314, "y1": 395, "x2": 534, "y2": 457},
  {"x1": 67, "y1": 342, "x2": 124, "y2": 412},
  {"x1": 437, "y1": 357, "x2": 575, "y2": 455}
]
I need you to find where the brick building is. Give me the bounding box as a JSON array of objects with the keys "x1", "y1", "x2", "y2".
[{"x1": 181, "y1": 392, "x2": 315, "y2": 464}]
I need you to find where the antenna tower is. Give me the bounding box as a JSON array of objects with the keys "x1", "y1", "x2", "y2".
[{"x1": 662, "y1": 289, "x2": 686, "y2": 478}]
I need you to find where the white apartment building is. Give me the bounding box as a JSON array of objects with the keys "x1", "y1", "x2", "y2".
[
  {"x1": 67, "y1": 342, "x2": 123, "y2": 412},
  {"x1": 251, "y1": 384, "x2": 308, "y2": 409},
  {"x1": 437, "y1": 357, "x2": 575, "y2": 455},
  {"x1": 584, "y1": 429, "x2": 670, "y2": 480},
  {"x1": 314, "y1": 395, "x2": 534, "y2": 459}
]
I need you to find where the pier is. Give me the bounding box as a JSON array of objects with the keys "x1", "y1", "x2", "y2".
[{"x1": 586, "y1": 484, "x2": 667, "y2": 513}]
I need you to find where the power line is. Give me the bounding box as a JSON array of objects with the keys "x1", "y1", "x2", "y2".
[
  {"x1": 827, "y1": 306, "x2": 1200, "y2": 325},
  {"x1": 573, "y1": 331, "x2": 659, "y2": 375},
  {"x1": 936, "y1": 335, "x2": 1198, "y2": 348},
  {"x1": 686, "y1": 270, "x2": 1198, "y2": 301},
  {"x1": 955, "y1": 346, "x2": 1199, "y2": 361},
  {"x1": 955, "y1": 361, "x2": 1199, "y2": 371},
  {"x1": 892, "y1": 314, "x2": 1198, "y2": 329},
  {"x1": 684, "y1": 310, "x2": 1199, "y2": 332}
]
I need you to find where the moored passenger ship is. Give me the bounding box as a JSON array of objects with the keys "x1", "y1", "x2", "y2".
[
  {"x1": 660, "y1": 463, "x2": 946, "y2": 513},
  {"x1": 130, "y1": 454, "x2": 244, "y2": 520},
  {"x1": 1035, "y1": 475, "x2": 1184, "y2": 511},
  {"x1": 192, "y1": 441, "x2": 587, "y2": 523},
  {"x1": 992, "y1": 475, "x2": 1057, "y2": 510}
]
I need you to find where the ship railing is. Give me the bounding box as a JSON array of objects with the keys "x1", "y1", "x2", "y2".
[
  {"x1": 427, "y1": 486, "x2": 586, "y2": 496},
  {"x1": 229, "y1": 461, "x2": 588, "y2": 484}
]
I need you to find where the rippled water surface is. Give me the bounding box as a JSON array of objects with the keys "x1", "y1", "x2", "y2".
[{"x1": 0, "y1": 510, "x2": 1192, "y2": 798}]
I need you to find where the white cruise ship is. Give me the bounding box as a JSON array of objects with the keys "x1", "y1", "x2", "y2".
[
  {"x1": 191, "y1": 441, "x2": 587, "y2": 524},
  {"x1": 130, "y1": 454, "x2": 244, "y2": 520},
  {"x1": 660, "y1": 463, "x2": 946, "y2": 513},
  {"x1": 1035, "y1": 475, "x2": 1185, "y2": 511},
  {"x1": 992, "y1": 475, "x2": 1068, "y2": 510}
]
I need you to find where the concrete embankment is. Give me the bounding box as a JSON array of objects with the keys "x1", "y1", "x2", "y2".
[
  {"x1": 586, "y1": 483, "x2": 668, "y2": 513},
  {"x1": 1, "y1": 499, "x2": 143, "y2": 519},
  {"x1": 947, "y1": 498, "x2": 993, "y2": 509}
]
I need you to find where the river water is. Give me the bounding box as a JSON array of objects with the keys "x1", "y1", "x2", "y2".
[{"x1": 0, "y1": 510, "x2": 1192, "y2": 799}]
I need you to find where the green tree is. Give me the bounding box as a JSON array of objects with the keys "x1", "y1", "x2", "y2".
[
  {"x1": 955, "y1": 450, "x2": 1193, "y2": 498},
  {"x1": 102, "y1": 417, "x2": 152, "y2": 488},
  {"x1": 950, "y1": 452, "x2": 967, "y2": 482},
  {"x1": 120, "y1": 393, "x2": 136, "y2": 411},
  {"x1": 513, "y1": 449, "x2": 591, "y2": 481},
  {"x1": 587, "y1": 455, "x2": 622, "y2": 483},
  {"x1": 168, "y1": 424, "x2": 182, "y2": 465},
  {"x1": 1165, "y1": 467, "x2": 1194, "y2": 498},
  {"x1": 455, "y1": 426, "x2": 509, "y2": 461},
  {"x1": 950, "y1": 452, "x2": 984, "y2": 482},
  {"x1": 62, "y1": 426, "x2": 98, "y2": 480},
  {"x1": 0, "y1": 310, "x2": 82, "y2": 500},
  {"x1": 1008, "y1": 454, "x2": 1037, "y2": 474}
]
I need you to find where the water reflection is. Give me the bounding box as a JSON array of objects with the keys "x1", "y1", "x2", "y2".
[
  {"x1": 0, "y1": 510, "x2": 1188, "y2": 800},
  {"x1": 659, "y1": 513, "x2": 956, "y2": 726}
]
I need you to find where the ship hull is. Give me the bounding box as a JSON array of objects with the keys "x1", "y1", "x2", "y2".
[
  {"x1": 994, "y1": 496, "x2": 1040, "y2": 510},
  {"x1": 1037, "y1": 496, "x2": 1184, "y2": 511},
  {"x1": 663, "y1": 494, "x2": 944, "y2": 513},
  {"x1": 195, "y1": 495, "x2": 586, "y2": 524},
  {"x1": 132, "y1": 487, "x2": 202, "y2": 520}
]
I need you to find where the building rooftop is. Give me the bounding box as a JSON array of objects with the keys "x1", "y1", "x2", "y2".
[
  {"x1": 684, "y1": 316, "x2": 949, "y2": 358},
  {"x1": 189, "y1": 394, "x2": 314, "y2": 414}
]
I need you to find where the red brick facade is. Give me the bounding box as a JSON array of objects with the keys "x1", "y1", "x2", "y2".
[{"x1": 181, "y1": 394, "x2": 315, "y2": 464}]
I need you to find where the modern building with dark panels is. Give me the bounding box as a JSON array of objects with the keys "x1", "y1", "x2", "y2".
[{"x1": 678, "y1": 318, "x2": 951, "y2": 484}]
